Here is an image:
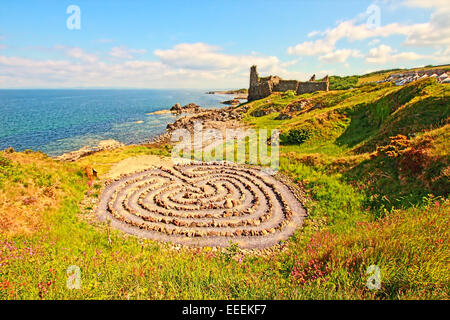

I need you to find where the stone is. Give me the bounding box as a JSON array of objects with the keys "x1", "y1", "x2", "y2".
[
  {"x1": 310, "y1": 104, "x2": 322, "y2": 111},
  {"x1": 170, "y1": 103, "x2": 182, "y2": 113},
  {"x1": 56, "y1": 139, "x2": 124, "y2": 161},
  {"x1": 224, "y1": 198, "x2": 233, "y2": 209},
  {"x1": 97, "y1": 162, "x2": 306, "y2": 249},
  {"x1": 251, "y1": 108, "x2": 275, "y2": 117},
  {"x1": 274, "y1": 113, "x2": 292, "y2": 120},
  {"x1": 221, "y1": 99, "x2": 240, "y2": 105}
]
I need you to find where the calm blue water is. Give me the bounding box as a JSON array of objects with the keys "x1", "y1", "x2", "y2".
[{"x1": 0, "y1": 89, "x2": 228, "y2": 156}]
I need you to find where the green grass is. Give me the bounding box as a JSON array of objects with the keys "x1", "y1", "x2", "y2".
[
  {"x1": 0, "y1": 76, "x2": 449, "y2": 300},
  {"x1": 329, "y1": 75, "x2": 359, "y2": 90},
  {"x1": 1, "y1": 150, "x2": 447, "y2": 299}
]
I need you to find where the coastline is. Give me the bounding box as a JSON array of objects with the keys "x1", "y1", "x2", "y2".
[
  {"x1": 206, "y1": 89, "x2": 248, "y2": 101},
  {"x1": 0, "y1": 89, "x2": 230, "y2": 156},
  {"x1": 54, "y1": 103, "x2": 248, "y2": 162}
]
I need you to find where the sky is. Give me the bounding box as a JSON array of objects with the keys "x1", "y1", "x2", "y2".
[{"x1": 0, "y1": 0, "x2": 449, "y2": 89}]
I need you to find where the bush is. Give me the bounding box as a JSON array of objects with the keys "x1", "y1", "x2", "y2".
[
  {"x1": 329, "y1": 76, "x2": 359, "y2": 90},
  {"x1": 0, "y1": 155, "x2": 12, "y2": 168},
  {"x1": 282, "y1": 90, "x2": 296, "y2": 98},
  {"x1": 281, "y1": 129, "x2": 311, "y2": 145}
]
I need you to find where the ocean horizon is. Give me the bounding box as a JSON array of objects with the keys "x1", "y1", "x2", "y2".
[{"x1": 0, "y1": 89, "x2": 230, "y2": 156}]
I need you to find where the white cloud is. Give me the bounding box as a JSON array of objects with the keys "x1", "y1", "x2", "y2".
[
  {"x1": 54, "y1": 45, "x2": 98, "y2": 63},
  {"x1": 402, "y1": 5, "x2": 450, "y2": 46},
  {"x1": 402, "y1": 0, "x2": 450, "y2": 9},
  {"x1": 288, "y1": 20, "x2": 421, "y2": 57},
  {"x1": 154, "y1": 43, "x2": 314, "y2": 82},
  {"x1": 109, "y1": 46, "x2": 147, "y2": 59},
  {"x1": 368, "y1": 39, "x2": 380, "y2": 46},
  {"x1": 318, "y1": 49, "x2": 363, "y2": 63},
  {"x1": 95, "y1": 38, "x2": 114, "y2": 44},
  {"x1": 154, "y1": 43, "x2": 281, "y2": 71},
  {"x1": 287, "y1": 2, "x2": 450, "y2": 63},
  {"x1": 287, "y1": 39, "x2": 335, "y2": 56},
  {"x1": 0, "y1": 42, "x2": 313, "y2": 88},
  {"x1": 365, "y1": 44, "x2": 425, "y2": 64},
  {"x1": 307, "y1": 30, "x2": 322, "y2": 38},
  {"x1": 280, "y1": 59, "x2": 300, "y2": 67}
]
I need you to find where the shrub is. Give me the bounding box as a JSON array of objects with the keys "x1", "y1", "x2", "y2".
[
  {"x1": 282, "y1": 90, "x2": 296, "y2": 98},
  {"x1": 281, "y1": 129, "x2": 311, "y2": 145},
  {"x1": 375, "y1": 134, "x2": 410, "y2": 158},
  {"x1": 329, "y1": 76, "x2": 359, "y2": 90},
  {"x1": 0, "y1": 154, "x2": 12, "y2": 168}
]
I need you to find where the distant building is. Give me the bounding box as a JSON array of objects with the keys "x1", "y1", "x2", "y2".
[
  {"x1": 248, "y1": 65, "x2": 329, "y2": 101},
  {"x1": 386, "y1": 69, "x2": 449, "y2": 86}
]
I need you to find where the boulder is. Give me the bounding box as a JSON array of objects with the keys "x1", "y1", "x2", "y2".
[
  {"x1": 224, "y1": 198, "x2": 233, "y2": 209},
  {"x1": 55, "y1": 139, "x2": 124, "y2": 162},
  {"x1": 286, "y1": 99, "x2": 311, "y2": 112},
  {"x1": 251, "y1": 108, "x2": 275, "y2": 117},
  {"x1": 221, "y1": 99, "x2": 240, "y2": 105},
  {"x1": 310, "y1": 104, "x2": 322, "y2": 111},
  {"x1": 182, "y1": 103, "x2": 202, "y2": 113},
  {"x1": 170, "y1": 103, "x2": 182, "y2": 113},
  {"x1": 275, "y1": 113, "x2": 292, "y2": 120}
]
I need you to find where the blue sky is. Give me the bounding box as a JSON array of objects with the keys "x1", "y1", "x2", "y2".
[{"x1": 0, "y1": 0, "x2": 448, "y2": 88}]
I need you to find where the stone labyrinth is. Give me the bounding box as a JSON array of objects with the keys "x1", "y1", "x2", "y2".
[{"x1": 97, "y1": 162, "x2": 306, "y2": 249}]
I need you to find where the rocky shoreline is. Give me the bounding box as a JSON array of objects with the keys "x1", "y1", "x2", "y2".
[
  {"x1": 55, "y1": 139, "x2": 125, "y2": 162},
  {"x1": 151, "y1": 104, "x2": 246, "y2": 146},
  {"x1": 206, "y1": 89, "x2": 248, "y2": 104},
  {"x1": 55, "y1": 102, "x2": 248, "y2": 162}
]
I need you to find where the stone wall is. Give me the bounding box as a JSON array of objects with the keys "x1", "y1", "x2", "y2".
[
  {"x1": 274, "y1": 80, "x2": 299, "y2": 92},
  {"x1": 248, "y1": 66, "x2": 278, "y2": 101},
  {"x1": 296, "y1": 81, "x2": 328, "y2": 95},
  {"x1": 249, "y1": 81, "x2": 272, "y2": 101},
  {"x1": 248, "y1": 65, "x2": 329, "y2": 101}
]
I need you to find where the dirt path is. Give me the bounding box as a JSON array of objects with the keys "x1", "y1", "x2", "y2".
[{"x1": 104, "y1": 154, "x2": 173, "y2": 179}]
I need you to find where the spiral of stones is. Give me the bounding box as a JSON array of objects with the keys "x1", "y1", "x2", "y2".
[{"x1": 97, "y1": 162, "x2": 306, "y2": 248}]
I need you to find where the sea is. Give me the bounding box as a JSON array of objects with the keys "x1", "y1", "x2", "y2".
[{"x1": 0, "y1": 89, "x2": 230, "y2": 156}]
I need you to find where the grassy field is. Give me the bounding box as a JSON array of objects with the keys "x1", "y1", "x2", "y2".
[{"x1": 0, "y1": 77, "x2": 448, "y2": 300}]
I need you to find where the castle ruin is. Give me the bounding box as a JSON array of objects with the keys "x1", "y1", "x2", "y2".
[{"x1": 248, "y1": 65, "x2": 329, "y2": 101}]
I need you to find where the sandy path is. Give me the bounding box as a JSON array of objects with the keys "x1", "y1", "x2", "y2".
[{"x1": 104, "y1": 155, "x2": 173, "y2": 179}]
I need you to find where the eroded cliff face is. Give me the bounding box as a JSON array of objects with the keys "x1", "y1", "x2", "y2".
[{"x1": 247, "y1": 65, "x2": 329, "y2": 101}]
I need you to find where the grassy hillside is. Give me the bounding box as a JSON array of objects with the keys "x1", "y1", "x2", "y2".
[
  {"x1": 357, "y1": 64, "x2": 450, "y2": 85},
  {"x1": 0, "y1": 78, "x2": 448, "y2": 299},
  {"x1": 325, "y1": 65, "x2": 450, "y2": 87}
]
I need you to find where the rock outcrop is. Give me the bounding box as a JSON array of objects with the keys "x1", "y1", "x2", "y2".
[
  {"x1": 221, "y1": 99, "x2": 241, "y2": 105},
  {"x1": 275, "y1": 113, "x2": 292, "y2": 120},
  {"x1": 152, "y1": 106, "x2": 244, "y2": 145},
  {"x1": 56, "y1": 139, "x2": 125, "y2": 162},
  {"x1": 170, "y1": 103, "x2": 182, "y2": 114},
  {"x1": 170, "y1": 102, "x2": 202, "y2": 114}
]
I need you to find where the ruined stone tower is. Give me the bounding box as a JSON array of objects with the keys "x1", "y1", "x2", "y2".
[
  {"x1": 247, "y1": 65, "x2": 329, "y2": 101},
  {"x1": 250, "y1": 65, "x2": 259, "y2": 88}
]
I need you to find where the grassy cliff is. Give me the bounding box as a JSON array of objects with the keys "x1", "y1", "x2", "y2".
[{"x1": 0, "y1": 77, "x2": 448, "y2": 299}]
